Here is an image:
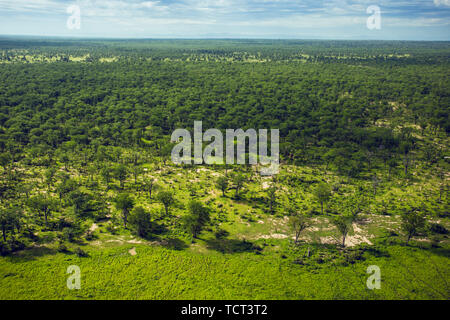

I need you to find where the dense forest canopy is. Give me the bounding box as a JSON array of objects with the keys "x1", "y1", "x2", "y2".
[{"x1": 0, "y1": 39, "x2": 448, "y2": 168}]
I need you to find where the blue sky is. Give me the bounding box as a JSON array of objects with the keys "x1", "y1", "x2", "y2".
[{"x1": 0, "y1": 0, "x2": 449, "y2": 40}]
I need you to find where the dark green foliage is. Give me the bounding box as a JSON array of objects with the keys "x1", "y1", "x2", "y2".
[
  {"x1": 401, "y1": 209, "x2": 427, "y2": 244},
  {"x1": 74, "y1": 247, "x2": 89, "y2": 257},
  {"x1": 232, "y1": 173, "x2": 246, "y2": 199},
  {"x1": 290, "y1": 213, "x2": 311, "y2": 244},
  {"x1": 314, "y1": 183, "x2": 331, "y2": 214},
  {"x1": 429, "y1": 223, "x2": 448, "y2": 235},
  {"x1": 216, "y1": 176, "x2": 229, "y2": 197},
  {"x1": 114, "y1": 193, "x2": 135, "y2": 228},
  {"x1": 332, "y1": 215, "x2": 352, "y2": 247},
  {"x1": 156, "y1": 191, "x2": 175, "y2": 216},
  {"x1": 184, "y1": 201, "x2": 210, "y2": 239},
  {"x1": 128, "y1": 206, "x2": 153, "y2": 238}
]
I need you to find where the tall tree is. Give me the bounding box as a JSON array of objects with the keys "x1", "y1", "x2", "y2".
[
  {"x1": 314, "y1": 182, "x2": 331, "y2": 214},
  {"x1": 184, "y1": 201, "x2": 210, "y2": 239},
  {"x1": 156, "y1": 191, "x2": 175, "y2": 216},
  {"x1": 114, "y1": 193, "x2": 134, "y2": 228}
]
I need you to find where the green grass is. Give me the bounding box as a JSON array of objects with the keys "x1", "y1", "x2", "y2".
[{"x1": 1, "y1": 242, "x2": 448, "y2": 300}]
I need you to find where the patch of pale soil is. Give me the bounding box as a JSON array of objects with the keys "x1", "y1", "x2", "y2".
[
  {"x1": 89, "y1": 223, "x2": 98, "y2": 232},
  {"x1": 106, "y1": 239, "x2": 125, "y2": 244},
  {"x1": 352, "y1": 223, "x2": 363, "y2": 233},
  {"x1": 196, "y1": 168, "x2": 219, "y2": 175},
  {"x1": 259, "y1": 233, "x2": 288, "y2": 239},
  {"x1": 129, "y1": 247, "x2": 137, "y2": 256},
  {"x1": 309, "y1": 226, "x2": 334, "y2": 232},
  {"x1": 320, "y1": 236, "x2": 336, "y2": 245},
  {"x1": 128, "y1": 239, "x2": 144, "y2": 244},
  {"x1": 257, "y1": 220, "x2": 264, "y2": 224},
  {"x1": 345, "y1": 235, "x2": 372, "y2": 247},
  {"x1": 346, "y1": 223, "x2": 373, "y2": 247}
]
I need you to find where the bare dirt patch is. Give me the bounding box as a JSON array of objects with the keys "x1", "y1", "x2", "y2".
[{"x1": 129, "y1": 247, "x2": 137, "y2": 256}]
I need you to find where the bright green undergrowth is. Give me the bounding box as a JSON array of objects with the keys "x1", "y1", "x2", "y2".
[{"x1": 1, "y1": 242, "x2": 448, "y2": 300}]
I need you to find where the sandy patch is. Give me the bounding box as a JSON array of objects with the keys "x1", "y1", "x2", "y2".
[
  {"x1": 106, "y1": 239, "x2": 124, "y2": 244},
  {"x1": 129, "y1": 247, "x2": 137, "y2": 256},
  {"x1": 128, "y1": 239, "x2": 144, "y2": 244},
  {"x1": 261, "y1": 181, "x2": 271, "y2": 189},
  {"x1": 259, "y1": 233, "x2": 288, "y2": 239}
]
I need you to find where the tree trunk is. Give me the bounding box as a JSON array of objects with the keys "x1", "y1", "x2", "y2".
[
  {"x1": 406, "y1": 234, "x2": 411, "y2": 245},
  {"x1": 123, "y1": 210, "x2": 128, "y2": 228}
]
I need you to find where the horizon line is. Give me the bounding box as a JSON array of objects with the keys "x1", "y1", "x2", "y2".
[{"x1": 1, "y1": 34, "x2": 450, "y2": 42}]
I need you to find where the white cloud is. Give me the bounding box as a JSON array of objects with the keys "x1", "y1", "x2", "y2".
[
  {"x1": 434, "y1": 0, "x2": 450, "y2": 7},
  {"x1": 0, "y1": 0, "x2": 449, "y2": 39}
]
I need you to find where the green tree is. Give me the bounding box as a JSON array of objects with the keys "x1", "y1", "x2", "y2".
[
  {"x1": 184, "y1": 201, "x2": 210, "y2": 239},
  {"x1": 290, "y1": 213, "x2": 310, "y2": 245},
  {"x1": 128, "y1": 206, "x2": 153, "y2": 238},
  {"x1": 114, "y1": 193, "x2": 135, "y2": 228},
  {"x1": 27, "y1": 195, "x2": 57, "y2": 228},
  {"x1": 332, "y1": 215, "x2": 352, "y2": 247},
  {"x1": 100, "y1": 166, "x2": 112, "y2": 187},
  {"x1": 143, "y1": 178, "x2": 158, "y2": 199},
  {"x1": 216, "y1": 176, "x2": 229, "y2": 197},
  {"x1": 114, "y1": 164, "x2": 128, "y2": 189},
  {"x1": 156, "y1": 191, "x2": 175, "y2": 216},
  {"x1": 401, "y1": 209, "x2": 426, "y2": 245},
  {"x1": 232, "y1": 173, "x2": 246, "y2": 199},
  {"x1": 0, "y1": 153, "x2": 11, "y2": 171},
  {"x1": 267, "y1": 185, "x2": 277, "y2": 214},
  {"x1": 0, "y1": 207, "x2": 22, "y2": 242},
  {"x1": 314, "y1": 182, "x2": 331, "y2": 214}
]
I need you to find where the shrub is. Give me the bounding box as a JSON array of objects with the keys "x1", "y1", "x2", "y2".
[
  {"x1": 74, "y1": 247, "x2": 89, "y2": 257},
  {"x1": 214, "y1": 228, "x2": 229, "y2": 239},
  {"x1": 429, "y1": 223, "x2": 448, "y2": 235},
  {"x1": 57, "y1": 242, "x2": 69, "y2": 253},
  {"x1": 128, "y1": 206, "x2": 153, "y2": 239}
]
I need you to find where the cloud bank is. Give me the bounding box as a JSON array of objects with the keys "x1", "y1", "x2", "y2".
[{"x1": 0, "y1": 0, "x2": 449, "y2": 40}]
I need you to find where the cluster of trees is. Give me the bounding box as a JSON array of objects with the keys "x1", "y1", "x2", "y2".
[{"x1": 0, "y1": 39, "x2": 448, "y2": 255}]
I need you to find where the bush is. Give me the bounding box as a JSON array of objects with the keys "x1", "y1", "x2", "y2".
[
  {"x1": 74, "y1": 247, "x2": 89, "y2": 257},
  {"x1": 429, "y1": 223, "x2": 448, "y2": 235},
  {"x1": 128, "y1": 206, "x2": 154, "y2": 239},
  {"x1": 214, "y1": 228, "x2": 229, "y2": 239},
  {"x1": 0, "y1": 241, "x2": 11, "y2": 256},
  {"x1": 37, "y1": 231, "x2": 57, "y2": 244},
  {"x1": 57, "y1": 242, "x2": 69, "y2": 253},
  {"x1": 105, "y1": 222, "x2": 117, "y2": 235},
  {"x1": 62, "y1": 226, "x2": 84, "y2": 243},
  {"x1": 85, "y1": 230, "x2": 96, "y2": 241}
]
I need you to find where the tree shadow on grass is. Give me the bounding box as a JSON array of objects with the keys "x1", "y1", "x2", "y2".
[
  {"x1": 7, "y1": 246, "x2": 59, "y2": 262},
  {"x1": 160, "y1": 238, "x2": 189, "y2": 251},
  {"x1": 205, "y1": 238, "x2": 262, "y2": 254}
]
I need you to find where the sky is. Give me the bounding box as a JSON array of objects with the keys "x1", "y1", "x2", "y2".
[{"x1": 0, "y1": 0, "x2": 449, "y2": 40}]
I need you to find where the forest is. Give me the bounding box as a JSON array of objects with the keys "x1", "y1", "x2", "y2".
[{"x1": 0, "y1": 38, "x2": 448, "y2": 299}]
